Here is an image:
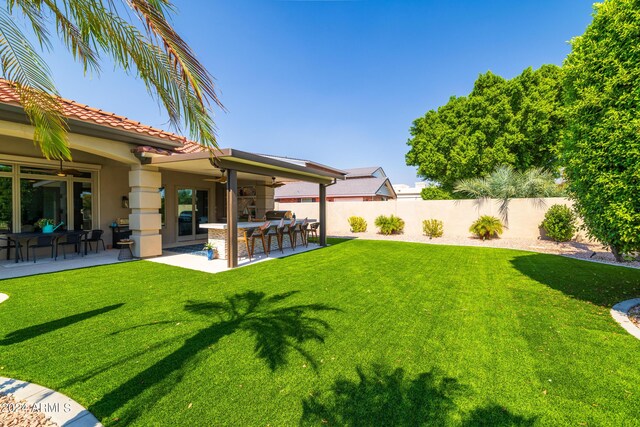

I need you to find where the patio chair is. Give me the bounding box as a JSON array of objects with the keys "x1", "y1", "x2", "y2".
[
  {"x1": 57, "y1": 231, "x2": 85, "y2": 259},
  {"x1": 0, "y1": 230, "x2": 21, "y2": 261},
  {"x1": 28, "y1": 235, "x2": 57, "y2": 263},
  {"x1": 86, "y1": 229, "x2": 106, "y2": 253},
  {"x1": 308, "y1": 222, "x2": 319, "y2": 243},
  {"x1": 250, "y1": 221, "x2": 271, "y2": 257}
]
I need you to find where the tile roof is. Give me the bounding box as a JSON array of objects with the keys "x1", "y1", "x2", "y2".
[
  {"x1": 0, "y1": 79, "x2": 208, "y2": 151},
  {"x1": 275, "y1": 176, "x2": 393, "y2": 198}
]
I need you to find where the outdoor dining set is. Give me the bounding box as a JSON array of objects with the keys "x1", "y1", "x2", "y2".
[
  {"x1": 0, "y1": 229, "x2": 106, "y2": 263},
  {"x1": 243, "y1": 218, "x2": 319, "y2": 261}
]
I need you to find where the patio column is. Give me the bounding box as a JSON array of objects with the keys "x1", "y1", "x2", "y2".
[
  {"x1": 226, "y1": 169, "x2": 238, "y2": 268},
  {"x1": 319, "y1": 183, "x2": 327, "y2": 246},
  {"x1": 128, "y1": 165, "x2": 162, "y2": 258}
]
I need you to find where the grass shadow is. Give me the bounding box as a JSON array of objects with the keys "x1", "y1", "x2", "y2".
[
  {"x1": 301, "y1": 363, "x2": 536, "y2": 426},
  {"x1": 0, "y1": 303, "x2": 124, "y2": 345},
  {"x1": 510, "y1": 252, "x2": 640, "y2": 306},
  {"x1": 89, "y1": 290, "x2": 340, "y2": 425}
]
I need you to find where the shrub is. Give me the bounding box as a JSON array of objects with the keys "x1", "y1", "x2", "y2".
[
  {"x1": 420, "y1": 186, "x2": 453, "y2": 200},
  {"x1": 422, "y1": 219, "x2": 444, "y2": 239},
  {"x1": 374, "y1": 215, "x2": 405, "y2": 235},
  {"x1": 540, "y1": 205, "x2": 577, "y2": 242},
  {"x1": 348, "y1": 216, "x2": 367, "y2": 233},
  {"x1": 470, "y1": 216, "x2": 504, "y2": 240}
]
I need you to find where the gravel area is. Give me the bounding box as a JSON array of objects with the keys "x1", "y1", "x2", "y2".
[
  {"x1": 629, "y1": 305, "x2": 640, "y2": 329},
  {"x1": 0, "y1": 393, "x2": 58, "y2": 427},
  {"x1": 332, "y1": 233, "x2": 640, "y2": 269}
]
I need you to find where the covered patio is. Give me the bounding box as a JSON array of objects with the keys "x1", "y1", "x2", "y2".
[{"x1": 140, "y1": 148, "x2": 346, "y2": 268}]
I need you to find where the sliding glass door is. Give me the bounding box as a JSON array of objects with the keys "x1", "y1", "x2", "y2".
[
  {"x1": 0, "y1": 164, "x2": 12, "y2": 232},
  {"x1": 0, "y1": 161, "x2": 96, "y2": 233},
  {"x1": 177, "y1": 188, "x2": 209, "y2": 241}
]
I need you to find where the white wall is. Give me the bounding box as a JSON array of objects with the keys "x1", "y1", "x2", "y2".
[{"x1": 277, "y1": 197, "x2": 577, "y2": 239}]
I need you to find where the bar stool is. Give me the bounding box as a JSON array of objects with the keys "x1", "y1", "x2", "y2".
[
  {"x1": 243, "y1": 227, "x2": 257, "y2": 261},
  {"x1": 267, "y1": 218, "x2": 285, "y2": 254},
  {"x1": 292, "y1": 218, "x2": 309, "y2": 248},
  {"x1": 250, "y1": 221, "x2": 271, "y2": 257},
  {"x1": 283, "y1": 218, "x2": 297, "y2": 250},
  {"x1": 308, "y1": 222, "x2": 319, "y2": 243}
]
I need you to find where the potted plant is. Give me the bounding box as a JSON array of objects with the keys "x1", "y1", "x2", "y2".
[
  {"x1": 35, "y1": 218, "x2": 55, "y2": 233},
  {"x1": 203, "y1": 242, "x2": 217, "y2": 260}
]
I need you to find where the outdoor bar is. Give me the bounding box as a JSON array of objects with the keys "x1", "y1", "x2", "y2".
[
  {"x1": 201, "y1": 218, "x2": 315, "y2": 260},
  {"x1": 145, "y1": 148, "x2": 346, "y2": 268}
]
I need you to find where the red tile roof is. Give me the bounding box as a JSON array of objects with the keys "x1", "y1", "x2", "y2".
[{"x1": 0, "y1": 79, "x2": 208, "y2": 153}]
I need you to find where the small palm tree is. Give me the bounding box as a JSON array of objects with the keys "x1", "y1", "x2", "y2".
[
  {"x1": 454, "y1": 165, "x2": 562, "y2": 224},
  {"x1": 0, "y1": 0, "x2": 222, "y2": 160}
]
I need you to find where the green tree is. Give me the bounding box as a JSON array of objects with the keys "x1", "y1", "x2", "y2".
[
  {"x1": 0, "y1": 0, "x2": 222, "y2": 160},
  {"x1": 406, "y1": 65, "x2": 564, "y2": 190},
  {"x1": 420, "y1": 186, "x2": 453, "y2": 200},
  {"x1": 563, "y1": 0, "x2": 640, "y2": 261},
  {"x1": 454, "y1": 165, "x2": 563, "y2": 224}
]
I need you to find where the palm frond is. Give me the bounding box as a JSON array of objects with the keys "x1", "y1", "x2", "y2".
[
  {"x1": 38, "y1": 0, "x2": 101, "y2": 73},
  {"x1": 0, "y1": 7, "x2": 69, "y2": 159},
  {"x1": 454, "y1": 177, "x2": 491, "y2": 198},
  {"x1": 128, "y1": 0, "x2": 222, "y2": 147},
  {"x1": 2, "y1": 0, "x2": 221, "y2": 160},
  {"x1": 57, "y1": 0, "x2": 220, "y2": 149},
  {"x1": 5, "y1": 0, "x2": 52, "y2": 50}
]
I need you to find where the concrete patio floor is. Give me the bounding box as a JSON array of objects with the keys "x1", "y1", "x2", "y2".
[
  {"x1": 0, "y1": 249, "x2": 125, "y2": 280},
  {"x1": 0, "y1": 242, "x2": 323, "y2": 279},
  {"x1": 149, "y1": 242, "x2": 322, "y2": 274}
]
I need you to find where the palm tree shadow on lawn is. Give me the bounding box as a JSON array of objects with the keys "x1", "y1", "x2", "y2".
[
  {"x1": 89, "y1": 290, "x2": 340, "y2": 425},
  {"x1": 300, "y1": 364, "x2": 536, "y2": 426},
  {"x1": 0, "y1": 303, "x2": 124, "y2": 345}
]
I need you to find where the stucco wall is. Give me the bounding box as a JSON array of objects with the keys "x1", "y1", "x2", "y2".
[{"x1": 276, "y1": 197, "x2": 577, "y2": 239}]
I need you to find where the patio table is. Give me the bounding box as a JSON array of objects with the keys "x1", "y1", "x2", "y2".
[{"x1": 5, "y1": 231, "x2": 89, "y2": 263}]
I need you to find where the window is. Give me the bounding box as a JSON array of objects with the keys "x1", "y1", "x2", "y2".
[
  {"x1": 159, "y1": 187, "x2": 165, "y2": 227},
  {"x1": 20, "y1": 177, "x2": 68, "y2": 231},
  {"x1": 72, "y1": 181, "x2": 92, "y2": 230}
]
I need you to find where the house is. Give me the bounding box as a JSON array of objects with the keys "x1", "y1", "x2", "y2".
[
  {"x1": 393, "y1": 182, "x2": 428, "y2": 200},
  {"x1": 274, "y1": 166, "x2": 396, "y2": 202},
  {"x1": 0, "y1": 80, "x2": 346, "y2": 267}
]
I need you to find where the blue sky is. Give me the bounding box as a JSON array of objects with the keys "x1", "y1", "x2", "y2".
[{"x1": 38, "y1": 0, "x2": 594, "y2": 184}]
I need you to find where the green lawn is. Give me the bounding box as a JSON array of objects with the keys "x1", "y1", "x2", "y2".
[{"x1": 1, "y1": 239, "x2": 639, "y2": 426}]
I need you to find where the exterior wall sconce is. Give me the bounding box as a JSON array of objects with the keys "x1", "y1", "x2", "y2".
[{"x1": 121, "y1": 196, "x2": 129, "y2": 208}]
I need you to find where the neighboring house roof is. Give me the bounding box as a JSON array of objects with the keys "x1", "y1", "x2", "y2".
[
  {"x1": 0, "y1": 79, "x2": 190, "y2": 147},
  {"x1": 345, "y1": 166, "x2": 385, "y2": 179},
  {"x1": 275, "y1": 176, "x2": 396, "y2": 199}
]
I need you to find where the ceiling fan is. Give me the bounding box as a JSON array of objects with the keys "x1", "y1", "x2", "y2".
[
  {"x1": 261, "y1": 177, "x2": 286, "y2": 188},
  {"x1": 203, "y1": 175, "x2": 227, "y2": 184},
  {"x1": 53, "y1": 160, "x2": 82, "y2": 177}
]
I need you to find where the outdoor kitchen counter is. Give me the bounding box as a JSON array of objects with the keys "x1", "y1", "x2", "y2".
[{"x1": 200, "y1": 219, "x2": 316, "y2": 259}]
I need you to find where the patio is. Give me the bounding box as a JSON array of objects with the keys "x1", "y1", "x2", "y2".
[
  {"x1": 0, "y1": 248, "x2": 123, "y2": 280},
  {"x1": 0, "y1": 240, "x2": 324, "y2": 280},
  {"x1": 150, "y1": 240, "x2": 322, "y2": 274}
]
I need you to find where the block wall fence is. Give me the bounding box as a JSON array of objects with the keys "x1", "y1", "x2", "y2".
[{"x1": 276, "y1": 197, "x2": 580, "y2": 239}]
